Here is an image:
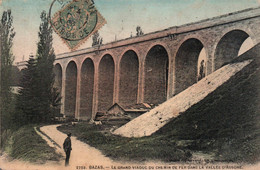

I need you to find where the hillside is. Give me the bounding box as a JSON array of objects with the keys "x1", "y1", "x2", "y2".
[
  {"x1": 58, "y1": 44, "x2": 260, "y2": 163},
  {"x1": 114, "y1": 49, "x2": 257, "y2": 138},
  {"x1": 154, "y1": 44, "x2": 260, "y2": 163}
]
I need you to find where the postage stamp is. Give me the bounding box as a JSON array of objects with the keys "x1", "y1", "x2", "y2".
[
  {"x1": 50, "y1": 0, "x2": 106, "y2": 50},
  {"x1": 1, "y1": 0, "x2": 260, "y2": 170}
]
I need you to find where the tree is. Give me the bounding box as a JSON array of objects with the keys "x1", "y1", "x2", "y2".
[
  {"x1": 50, "y1": 87, "x2": 62, "y2": 118},
  {"x1": 15, "y1": 56, "x2": 38, "y2": 125},
  {"x1": 136, "y1": 26, "x2": 144, "y2": 36},
  {"x1": 0, "y1": 10, "x2": 15, "y2": 131},
  {"x1": 10, "y1": 66, "x2": 21, "y2": 86},
  {"x1": 35, "y1": 11, "x2": 56, "y2": 122},
  {"x1": 15, "y1": 11, "x2": 58, "y2": 125},
  {"x1": 92, "y1": 31, "x2": 103, "y2": 46}
]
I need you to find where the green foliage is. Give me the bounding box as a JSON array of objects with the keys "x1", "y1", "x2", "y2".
[
  {"x1": 35, "y1": 11, "x2": 56, "y2": 122},
  {"x1": 0, "y1": 10, "x2": 15, "y2": 89},
  {"x1": 0, "y1": 9, "x2": 16, "y2": 131},
  {"x1": 15, "y1": 56, "x2": 39, "y2": 126},
  {"x1": 50, "y1": 87, "x2": 62, "y2": 117},
  {"x1": 1, "y1": 129, "x2": 13, "y2": 152},
  {"x1": 156, "y1": 51, "x2": 260, "y2": 163},
  {"x1": 136, "y1": 26, "x2": 144, "y2": 36},
  {"x1": 92, "y1": 31, "x2": 103, "y2": 46},
  {"x1": 4, "y1": 125, "x2": 61, "y2": 163},
  {"x1": 10, "y1": 66, "x2": 21, "y2": 86},
  {"x1": 58, "y1": 47, "x2": 260, "y2": 164},
  {"x1": 14, "y1": 10, "x2": 58, "y2": 127},
  {"x1": 58, "y1": 123, "x2": 191, "y2": 162}
]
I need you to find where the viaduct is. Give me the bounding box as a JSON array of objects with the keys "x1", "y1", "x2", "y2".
[{"x1": 49, "y1": 7, "x2": 260, "y2": 120}]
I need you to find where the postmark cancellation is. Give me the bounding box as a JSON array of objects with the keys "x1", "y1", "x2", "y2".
[{"x1": 50, "y1": 0, "x2": 106, "y2": 50}]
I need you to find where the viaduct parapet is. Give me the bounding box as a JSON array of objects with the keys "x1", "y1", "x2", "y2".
[{"x1": 26, "y1": 7, "x2": 260, "y2": 120}]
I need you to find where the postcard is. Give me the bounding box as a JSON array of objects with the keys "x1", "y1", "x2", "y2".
[{"x1": 0, "y1": 0, "x2": 259, "y2": 170}]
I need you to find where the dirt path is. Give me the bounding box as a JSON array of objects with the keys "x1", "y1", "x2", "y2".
[
  {"x1": 39, "y1": 124, "x2": 260, "y2": 170},
  {"x1": 1, "y1": 124, "x2": 260, "y2": 170},
  {"x1": 40, "y1": 124, "x2": 117, "y2": 168},
  {"x1": 0, "y1": 124, "x2": 118, "y2": 170},
  {"x1": 39, "y1": 124, "x2": 172, "y2": 169}
]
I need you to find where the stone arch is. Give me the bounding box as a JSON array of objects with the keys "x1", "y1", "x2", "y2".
[
  {"x1": 65, "y1": 61, "x2": 77, "y2": 117},
  {"x1": 98, "y1": 54, "x2": 115, "y2": 112},
  {"x1": 214, "y1": 29, "x2": 250, "y2": 70},
  {"x1": 144, "y1": 45, "x2": 169, "y2": 105},
  {"x1": 80, "y1": 58, "x2": 94, "y2": 120},
  {"x1": 118, "y1": 50, "x2": 139, "y2": 107},
  {"x1": 97, "y1": 51, "x2": 116, "y2": 65},
  {"x1": 119, "y1": 47, "x2": 142, "y2": 64},
  {"x1": 175, "y1": 38, "x2": 204, "y2": 94},
  {"x1": 238, "y1": 37, "x2": 254, "y2": 56}
]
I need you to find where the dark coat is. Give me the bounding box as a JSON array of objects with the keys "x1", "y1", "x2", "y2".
[{"x1": 63, "y1": 136, "x2": 72, "y2": 152}]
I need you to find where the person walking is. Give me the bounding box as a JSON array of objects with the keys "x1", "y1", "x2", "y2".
[
  {"x1": 198, "y1": 60, "x2": 205, "y2": 81},
  {"x1": 63, "y1": 132, "x2": 72, "y2": 166}
]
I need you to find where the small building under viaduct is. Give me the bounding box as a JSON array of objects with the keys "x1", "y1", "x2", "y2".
[{"x1": 44, "y1": 7, "x2": 260, "y2": 120}]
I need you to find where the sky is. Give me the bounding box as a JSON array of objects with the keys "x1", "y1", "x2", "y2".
[{"x1": 0, "y1": 0, "x2": 260, "y2": 63}]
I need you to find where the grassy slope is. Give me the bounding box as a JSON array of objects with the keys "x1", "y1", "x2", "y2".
[
  {"x1": 58, "y1": 123, "x2": 191, "y2": 162},
  {"x1": 58, "y1": 45, "x2": 260, "y2": 163},
  {"x1": 4, "y1": 125, "x2": 62, "y2": 164},
  {"x1": 156, "y1": 46, "x2": 260, "y2": 163}
]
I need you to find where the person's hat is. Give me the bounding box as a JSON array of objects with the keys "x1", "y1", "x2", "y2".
[{"x1": 67, "y1": 132, "x2": 71, "y2": 137}]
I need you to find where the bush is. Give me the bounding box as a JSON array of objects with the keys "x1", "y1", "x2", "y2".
[{"x1": 4, "y1": 125, "x2": 62, "y2": 164}]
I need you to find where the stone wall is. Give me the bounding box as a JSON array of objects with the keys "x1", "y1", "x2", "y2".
[{"x1": 52, "y1": 7, "x2": 260, "y2": 119}]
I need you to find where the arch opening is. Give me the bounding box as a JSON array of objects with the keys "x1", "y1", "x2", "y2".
[
  {"x1": 119, "y1": 50, "x2": 139, "y2": 107},
  {"x1": 80, "y1": 58, "x2": 94, "y2": 120},
  {"x1": 53, "y1": 64, "x2": 62, "y2": 114},
  {"x1": 54, "y1": 64, "x2": 62, "y2": 93},
  {"x1": 65, "y1": 61, "x2": 77, "y2": 117},
  {"x1": 238, "y1": 37, "x2": 254, "y2": 56},
  {"x1": 197, "y1": 48, "x2": 207, "y2": 81},
  {"x1": 144, "y1": 45, "x2": 169, "y2": 105},
  {"x1": 98, "y1": 54, "x2": 115, "y2": 112},
  {"x1": 175, "y1": 38, "x2": 204, "y2": 94},
  {"x1": 214, "y1": 30, "x2": 250, "y2": 70}
]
